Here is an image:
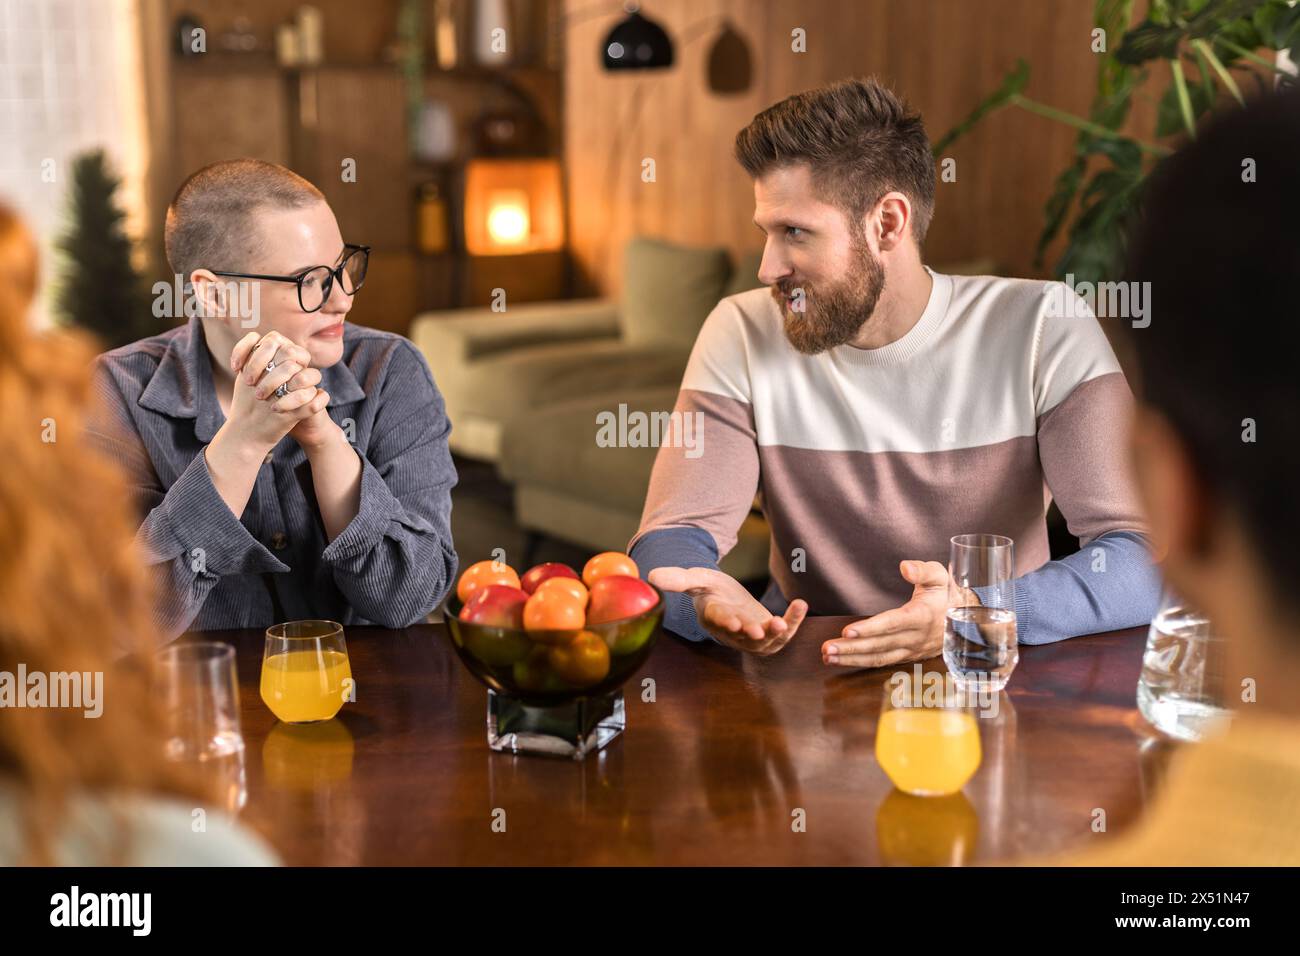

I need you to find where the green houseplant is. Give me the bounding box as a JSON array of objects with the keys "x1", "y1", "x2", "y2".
[
  {"x1": 934, "y1": 0, "x2": 1300, "y2": 285},
  {"x1": 54, "y1": 150, "x2": 156, "y2": 349}
]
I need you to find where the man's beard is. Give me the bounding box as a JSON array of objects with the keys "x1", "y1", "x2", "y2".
[{"x1": 771, "y1": 235, "x2": 886, "y2": 355}]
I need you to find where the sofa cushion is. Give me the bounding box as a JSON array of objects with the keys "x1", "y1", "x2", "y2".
[
  {"x1": 454, "y1": 340, "x2": 690, "y2": 425},
  {"x1": 411, "y1": 298, "x2": 621, "y2": 366},
  {"x1": 723, "y1": 250, "x2": 765, "y2": 298},
  {"x1": 621, "y1": 237, "x2": 731, "y2": 349},
  {"x1": 500, "y1": 385, "x2": 774, "y2": 581},
  {"x1": 499, "y1": 386, "x2": 682, "y2": 514}
]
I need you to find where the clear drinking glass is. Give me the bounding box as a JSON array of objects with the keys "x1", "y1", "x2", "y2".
[
  {"x1": 1136, "y1": 589, "x2": 1231, "y2": 741},
  {"x1": 942, "y1": 533, "x2": 1019, "y2": 692},
  {"x1": 156, "y1": 641, "x2": 245, "y2": 761},
  {"x1": 260, "y1": 620, "x2": 352, "y2": 723}
]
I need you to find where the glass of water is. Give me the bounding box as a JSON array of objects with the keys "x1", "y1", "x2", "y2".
[
  {"x1": 942, "y1": 534, "x2": 1019, "y2": 692},
  {"x1": 155, "y1": 641, "x2": 245, "y2": 761},
  {"x1": 1136, "y1": 589, "x2": 1231, "y2": 741}
]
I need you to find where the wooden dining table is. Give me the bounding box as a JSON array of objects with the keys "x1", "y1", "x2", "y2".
[{"x1": 202, "y1": 616, "x2": 1176, "y2": 865}]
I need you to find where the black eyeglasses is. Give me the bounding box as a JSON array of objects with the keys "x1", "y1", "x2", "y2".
[{"x1": 212, "y1": 243, "x2": 370, "y2": 313}]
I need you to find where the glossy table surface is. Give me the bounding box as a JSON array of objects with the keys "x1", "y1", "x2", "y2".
[{"x1": 202, "y1": 617, "x2": 1175, "y2": 865}]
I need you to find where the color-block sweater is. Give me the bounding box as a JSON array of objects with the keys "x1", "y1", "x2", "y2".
[{"x1": 628, "y1": 270, "x2": 1161, "y2": 645}]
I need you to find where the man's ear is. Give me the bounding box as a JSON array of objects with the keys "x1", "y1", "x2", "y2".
[
  {"x1": 874, "y1": 192, "x2": 912, "y2": 252},
  {"x1": 1130, "y1": 404, "x2": 1214, "y2": 576}
]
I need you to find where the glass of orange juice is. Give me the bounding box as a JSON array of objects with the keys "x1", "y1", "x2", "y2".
[
  {"x1": 260, "y1": 620, "x2": 352, "y2": 723},
  {"x1": 875, "y1": 673, "x2": 981, "y2": 797}
]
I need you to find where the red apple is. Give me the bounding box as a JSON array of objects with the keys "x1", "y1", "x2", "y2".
[
  {"x1": 520, "y1": 562, "x2": 580, "y2": 595},
  {"x1": 586, "y1": 575, "x2": 658, "y2": 625},
  {"x1": 460, "y1": 584, "x2": 528, "y2": 629}
]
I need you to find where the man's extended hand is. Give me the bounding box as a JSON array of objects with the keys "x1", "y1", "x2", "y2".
[
  {"x1": 648, "y1": 566, "x2": 808, "y2": 656},
  {"x1": 823, "y1": 560, "x2": 952, "y2": 668}
]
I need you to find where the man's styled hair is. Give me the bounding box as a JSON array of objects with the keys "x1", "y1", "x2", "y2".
[
  {"x1": 734, "y1": 77, "x2": 936, "y2": 243},
  {"x1": 1123, "y1": 86, "x2": 1300, "y2": 602},
  {"x1": 164, "y1": 158, "x2": 325, "y2": 282}
]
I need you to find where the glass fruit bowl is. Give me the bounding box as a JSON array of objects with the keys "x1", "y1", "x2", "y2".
[
  {"x1": 443, "y1": 578, "x2": 664, "y2": 759},
  {"x1": 443, "y1": 586, "x2": 663, "y2": 706}
]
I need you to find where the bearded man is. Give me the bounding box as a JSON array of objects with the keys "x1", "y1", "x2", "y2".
[{"x1": 630, "y1": 77, "x2": 1160, "y2": 665}]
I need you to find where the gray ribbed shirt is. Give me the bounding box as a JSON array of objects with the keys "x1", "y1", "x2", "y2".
[{"x1": 89, "y1": 315, "x2": 458, "y2": 639}]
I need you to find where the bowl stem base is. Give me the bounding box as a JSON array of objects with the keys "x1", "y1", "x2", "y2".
[{"x1": 486, "y1": 689, "x2": 625, "y2": 759}]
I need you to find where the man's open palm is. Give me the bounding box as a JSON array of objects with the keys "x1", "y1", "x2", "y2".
[{"x1": 648, "y1": 566, "x2": 808, "y2": 655}]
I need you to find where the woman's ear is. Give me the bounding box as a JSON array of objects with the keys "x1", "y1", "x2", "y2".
[{"x1": 188, "y1": 269, "x2": 227, "y2": 320}]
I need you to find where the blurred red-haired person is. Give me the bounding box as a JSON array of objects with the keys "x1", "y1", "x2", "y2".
[{"x1": 0, "y1": 204, "x2": 275, "y2": 865}]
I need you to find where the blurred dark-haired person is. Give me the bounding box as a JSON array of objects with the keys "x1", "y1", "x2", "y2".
[
  {"x1": 634, "y1": 77, "x2": 1160, "y2": 663},
  {"x1": 1057, "y1": 87, "x2": 1300, "y2": 865},
  {"x1": 0, "y1": 205, "x2": 275, "y2": 864},
  {"x1": 89, "y1": 160, "x2": 457, "y2": 640}
]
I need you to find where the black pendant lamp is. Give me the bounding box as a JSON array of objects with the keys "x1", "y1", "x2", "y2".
[
  {"x1": 706, "y1": 20, "x2": 751, "y2": 94},
  {"x1": 602, "y1": 6, "x2": 674, "y2": 71}
]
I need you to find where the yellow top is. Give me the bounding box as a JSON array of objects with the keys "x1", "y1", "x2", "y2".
[{"x1": 1054, "y1": 712, "x2": 1300, "y2": 866}]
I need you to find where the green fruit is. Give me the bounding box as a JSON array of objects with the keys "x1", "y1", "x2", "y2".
[
  {"x1": 511, "y1": 655, "x2": 543, "y2": 692},
  {"x1": 512, "y1": 647, "x2": 567, "y2": 693},
  {"x1": 611, "y1": 617, "x2": 657, "y2": 656},
  {"x1": 465, "y1": 628, "x2": 532, "y2": 668}
]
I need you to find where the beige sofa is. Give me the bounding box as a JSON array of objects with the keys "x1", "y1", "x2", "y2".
[{"x1": 410, "y1": 237, "x2": 758, "y2": 463}]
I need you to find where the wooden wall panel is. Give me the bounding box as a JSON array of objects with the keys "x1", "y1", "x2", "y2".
[
  {"x1": 171, "y1": 67, "x2": 290, "y2": 176},
  {"x1": 294, "y1": 69, "x2": 410, "y2": 252},
  {"x1": 347, "y1": 249, "x2": 417, "y2": 335},
  {"x1": 562, "y1": 0, "x2": 1163, "y2": 296}
]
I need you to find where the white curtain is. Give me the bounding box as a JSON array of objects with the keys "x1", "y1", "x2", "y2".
[{"x1": 0, "y1": 0, "x2": 148, "y2": 327}]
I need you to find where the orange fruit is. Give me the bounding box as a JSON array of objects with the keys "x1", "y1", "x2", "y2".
[
  {"x1": 523, "y1": 587, "x2": 586, "y2": 633},
  {"x1": 582, "y1": 551, "x2": 639, "y2": 589},
  {"x1": 533, "y1": 575, "x2": 588, "y2": 606},
  {"x1": 548, "y1": 630, "x2": 611, "y2": 687},
  {"x1": 457, "y1": 559, "x2": 521, "y2": 604}
]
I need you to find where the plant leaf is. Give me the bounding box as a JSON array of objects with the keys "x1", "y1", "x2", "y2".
[
  {"x1": 1035, "y1": 159, "x2": 1086, "y2": 267},
  {"x1": 1207, "y1": 14, "x2": 1266, "y2": 57},
  {"x1": 1084, "y1": 135, "x2": 1145, "y2": 169},
  {"x1": 1187, "y1": 0, "x2": 1271, "y2": 39},
  {"x1": 1116, "y1": 18, "x2": 1187, "y2": 64},
  {"x1": 1194, "y1": 38, "x2": 1245, "y2": 103},
  {"x1": 1252, "y1": 0, "x2": 1300, "y2": 48},
  {"x1": 931, "y1": 59, "x2": 1030, "y2": 156},
  {"x1": 1055, "y1": 170, "x2": 1145, "y2": 285},
  {"x1": 1034, "y1": 0, "x2": 1137, "y2": 265},
  {"x1": 1156, "y1": 61, "x2": 1215, "y2": 135}
]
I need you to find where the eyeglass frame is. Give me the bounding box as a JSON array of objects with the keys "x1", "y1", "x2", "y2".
[{"x1": 210, "y1": 243, "x2": 371, "y2": 314}]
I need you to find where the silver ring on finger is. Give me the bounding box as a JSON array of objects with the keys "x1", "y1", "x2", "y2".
[{"x1": 274, "y1": 382, "x2": 290, "y2": 399}]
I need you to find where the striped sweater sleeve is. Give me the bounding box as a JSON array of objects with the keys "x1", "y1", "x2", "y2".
[
  {"x1": 629, "y1": 299, "x2": 760, "y2": 643},
  {"x1": 1002, "y1": 287, "x2": 1161, "y2": 643}
]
